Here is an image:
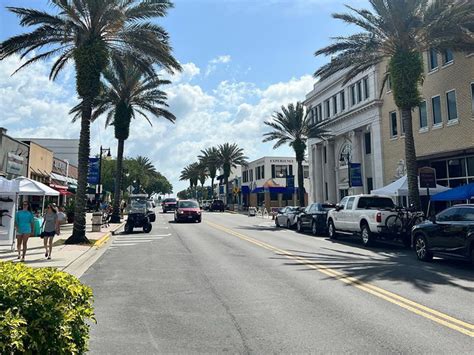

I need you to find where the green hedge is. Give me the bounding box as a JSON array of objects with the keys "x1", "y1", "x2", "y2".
[{"x1": 0, "y1": 262, "x2": 95, "y2": 354}]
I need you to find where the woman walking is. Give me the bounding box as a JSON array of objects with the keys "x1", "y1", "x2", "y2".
[
  {"x1": 42, "y1": 204, "x2": 60, "y2": 260},
  {"x1": 15, "y1": 201, "x2": 34, "y2": 261}
]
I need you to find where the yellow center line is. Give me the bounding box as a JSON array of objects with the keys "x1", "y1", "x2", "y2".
[{"x1": 205, "y1": 220, "x2": 474, "y2": 338}]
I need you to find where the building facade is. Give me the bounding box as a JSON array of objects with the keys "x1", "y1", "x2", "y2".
[
  {"x1": 305, "y1": 65, "x2": 385, "y2": 204},
  {"x1": 241, "y1": 156, "x2": 309, "y2": 210},
  {"x1": 22, "y1": 141, "x2": 54, "y2": 184},
  {"x1": 17, "y1": 138, "x2": 79, "y2": 166},
  {"x1": 380, "y1": 52, "x2": 474, "y2": 192},
  {"x1": 0, "y1": 127, "x2": 29, "y2": 179}
]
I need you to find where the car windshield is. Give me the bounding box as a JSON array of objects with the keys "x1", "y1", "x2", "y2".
[
  {"x1": 129, "y1": 198, "x2": 147, "y2": 213},
  {"x1": 286, "y1": 207, "x2": 299, "y2": 213},
  {"x1": 357, "y1": 197, "x2": 394, "y2": 209},
  {"x1": 321, "y1": 204, "x2": 335, "y2": 211},
  {"x1": 164, "y1": 198, "x2": 176, "y2": 203},
  {"x1": 179, "y1": 201, "x2": 199, "y2": 208}
]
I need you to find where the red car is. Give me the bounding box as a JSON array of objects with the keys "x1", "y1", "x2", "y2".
[
  {"x1": 174, "y1": 200, "x2": 202, "y2": 223},
  {"x1": 162, "y1": 198, "x2": 177, "y2": 213}
]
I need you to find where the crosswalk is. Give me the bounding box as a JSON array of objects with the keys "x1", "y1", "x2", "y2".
[{"x1": 109, "y1": 233, "x2": 171, "y2": 249}]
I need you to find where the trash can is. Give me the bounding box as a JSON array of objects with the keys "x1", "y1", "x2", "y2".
[{"x1": 92, "y1": 212, "x2": 102, "y2": 232}]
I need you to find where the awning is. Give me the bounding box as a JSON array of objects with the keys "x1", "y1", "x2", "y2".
[
  {"x1": 431, "y1": 182, "x2": 474, "y2": 201},
  {"x1": 50, "y1": 184, "x2": 73, "y2": 196},
  {"x1": 251, "y1": 186, "x2": 299, "y2": 194},
  {"x1": 241, "y1": 185, "x2": 250, "y2": 194}
]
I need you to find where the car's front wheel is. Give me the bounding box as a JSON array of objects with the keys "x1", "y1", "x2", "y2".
[
  {"x1": 414, "y1": 235, "x2": 433, "y2": 262},
  {"x1": 328, "y1": 220, "x2": 337, "y2": 240},
  {"x1": 311, "y1": 221, "x2": 318, "y2": 236},
  {"x1": 296, "y1": 220, "x2": 303, "y2": 233},
  {"x1": 275, "y1": 218, "x2": 280, "y2": 228}
]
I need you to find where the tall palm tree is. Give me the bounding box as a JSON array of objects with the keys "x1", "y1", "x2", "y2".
[
  {"x1": 263, "y1": 102, "x2": 330, "y2": 207},
  {"x1": 72, "y1": 59, "x2": 176, "y2": 223},
  {"x1": 199, "y1": 147, "x2": 220, "y2": 198},
  {"x1": 217, "y1": 143, "x2": 248, "y2": 205},
  {"x1": 1, "y1": 0, "x2": 181, "y2": 243},
  {"x1": 180, "y1": 163, "x2": 199, "y2": 198},
  {"x1": 196, "y1": 162, "x2": 208, "y2": 199},
  {"x1": 313, "y1": 0, "x2": 474, "y2": 210}
]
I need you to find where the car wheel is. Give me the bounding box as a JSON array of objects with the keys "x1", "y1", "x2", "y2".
[
  {"x1": 328, "y1": 220, "x2": 337, "y2": 240},
  {"x1": 361, "y1": 223, "x2": 374, "y2": 247},
  {"x1": 414, "y1": 234, "x2": 433, "y2": 262},
  {"x1": 197, "y1": 218, "x2": 202, "y2": 223},
  {"x1": 311, "y1": 221, "x2": 318, "y2": 236},
  {"x1": 143, "y1": 223, "x2": 152, "y2": 233},
  {"x1": 296, "y1": 220, "x2": 303, "y2": 233},
  {"x1": 275, "y1": 218, "x2": 280, "y2": 228}
]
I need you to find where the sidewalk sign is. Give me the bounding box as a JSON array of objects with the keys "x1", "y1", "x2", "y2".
[{"x1": 419, "y1": 166, "x2": 437, "y2": 200}]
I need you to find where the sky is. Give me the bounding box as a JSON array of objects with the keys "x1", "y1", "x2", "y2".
[{"x1": 0, "y1": 0, "x2": 366, "y2": 193}]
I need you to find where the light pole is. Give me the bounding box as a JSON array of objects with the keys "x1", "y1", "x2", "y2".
[{"x1": 96, "y1": 146, "x2": 111, "y2": 210}]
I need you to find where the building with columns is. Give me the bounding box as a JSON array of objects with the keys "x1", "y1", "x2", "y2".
[{"x1": 304, "y1": 65, "x2": 385, "y2": 204}]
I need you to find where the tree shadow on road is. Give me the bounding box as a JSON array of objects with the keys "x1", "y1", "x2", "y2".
[{"x1": 270, "y1": 240, "x2": 474, "y2": 294}]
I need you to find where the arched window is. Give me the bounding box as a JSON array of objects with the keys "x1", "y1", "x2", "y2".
[{"x1": 339, "y1": 143, "x2": 352, "y2": 167}]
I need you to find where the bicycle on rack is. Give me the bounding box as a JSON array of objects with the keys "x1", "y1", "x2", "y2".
[{"x1": 385, "y1": 205, "x2": 425, "y2": 246}]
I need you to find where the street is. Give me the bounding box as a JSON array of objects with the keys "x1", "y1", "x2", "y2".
[{"x1": 82, "y1": 210, "x2": 474, "y2": 354}]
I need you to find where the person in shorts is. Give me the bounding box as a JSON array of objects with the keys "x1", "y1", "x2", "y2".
[
  {"x1": 15, "y1": 201, "x2": 34, "y2": 261},
  {"x1": 42, "y1": 204, "x2": 60, "y2": 260}
]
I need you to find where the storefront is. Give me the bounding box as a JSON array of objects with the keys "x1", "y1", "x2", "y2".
[{"x1": 0, "y1": 128, "x2": 29, "y2": 179}]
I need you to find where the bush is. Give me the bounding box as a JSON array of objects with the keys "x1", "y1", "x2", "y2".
[{"x1": 0, "y1": 262, "x2": 95, "y2": 354}]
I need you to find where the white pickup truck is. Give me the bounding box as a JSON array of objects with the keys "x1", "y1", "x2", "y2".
[{"x1": 327, "y1": 194, "x2": 402, "y2": 247}]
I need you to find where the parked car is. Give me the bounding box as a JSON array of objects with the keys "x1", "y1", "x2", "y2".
[
  {"x1": 296, "y1": 203, "x2": 335, "y2": 235},
  {"x1": 275, "y1": 206, "x2": 301, "y2": 229},
  {"x1": 162, "y1": 198, "x2": 177, "y2": 213},
  {"x1": 174, "y1": 200, "x2": 202, "y2": 223},
  {"x1": 202, "y1": 200, "x2": 212, "y2": 211},
  {"x1": 147, "y1": 201, "x2": 156, "y2": 222},
  {"x1": 412, "y1": 204, "x2": 474, "y2": 264},
  {"x1": 210, "y1": 199, "x2": 225, "y2": 212},
  {"x1": 327, "y1": 194, "x2": 400, "y2": 247}
]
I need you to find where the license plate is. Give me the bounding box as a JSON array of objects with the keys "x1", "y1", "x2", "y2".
[{"x1": 187, "y1": 215, "x2": 193, "y2": 219}]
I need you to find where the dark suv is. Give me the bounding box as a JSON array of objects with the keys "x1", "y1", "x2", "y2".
[
  {"x1": 210, "y1": 199, "x2": 225, "y2": 212},
  {"x1": 411, "y1": 204, "x2": 474, "y2": 264},
  {"x1": 162, "y1": 198, "x2": 177, "y2": 213}
]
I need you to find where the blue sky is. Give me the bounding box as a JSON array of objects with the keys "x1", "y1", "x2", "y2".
[{"x1": 0, "y1": 0, "x2": 365, "y2": 193}]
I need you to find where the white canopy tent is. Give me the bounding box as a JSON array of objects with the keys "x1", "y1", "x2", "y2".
[
  {"x1": 371, "y1": 175, "x2": 450, "y2": 196},
  {"x1": 15, "y1": 177, "x2": 60, "y2": 196},
  {"x1": 0, "y1": 177, "x2": 20, "y2": 249}
]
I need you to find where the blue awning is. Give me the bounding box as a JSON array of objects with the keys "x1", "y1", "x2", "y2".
[
  {"x1": 251, "y1": 186, "x2": 299, "y2": 194},
  {"x1": 241, "y1": 185, "x2": 250, "y2": 194},
  {"x1": 431, "y1": 182, "x2": 474, "y2": 201}
]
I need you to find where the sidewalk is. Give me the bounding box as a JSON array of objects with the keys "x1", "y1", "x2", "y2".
[{"x1": 0, "y1": 213, "x2": 124, "y2": 271}]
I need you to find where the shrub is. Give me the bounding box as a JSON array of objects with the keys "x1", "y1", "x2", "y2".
[{"x1": 0, "y1": 262, "x2": 95, "y2": 354}]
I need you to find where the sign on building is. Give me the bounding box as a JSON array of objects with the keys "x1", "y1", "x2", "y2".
[
  {"x1": 419, "y1": 167, "x2": 436, "y2": 188},
  {"x1": 6, "y1": 153, "x2": 24, "y2": 175},
  {"x1": 350, "y1": 163, "x2": 363, "y2": 187}
]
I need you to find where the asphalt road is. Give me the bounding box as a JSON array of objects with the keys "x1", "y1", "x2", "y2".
[{"x1": 81, "y1": 210, "x2": 474, "y2": 354}]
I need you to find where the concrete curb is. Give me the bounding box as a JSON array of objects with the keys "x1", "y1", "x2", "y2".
[{"x1": 93, "y1": 221, "x2": 126, "y2": 249}]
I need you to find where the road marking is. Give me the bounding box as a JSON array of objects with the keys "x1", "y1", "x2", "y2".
[{"x1": 205, "y1": 220, "x2": 474, "y2": 338}]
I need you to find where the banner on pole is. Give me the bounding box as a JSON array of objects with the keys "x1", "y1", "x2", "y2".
[
  {"x1": 87, "y1": 158, "x2": 100, "y2": 185},
  {"x1": 350, "y1": 163, "x2": 363, "y2": 187}
]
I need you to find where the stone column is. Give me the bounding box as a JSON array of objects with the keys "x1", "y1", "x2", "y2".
[
  {"x1": 314, "y1": 144, "x2": 324, "y2": 202},
  {"x1": 327, "y1": 140, "x2": 337, "y2": 203},
  {"x1": 371, "y1": 119, "x2": 384, "y2": 189},
  {"x1": 308, "y1": 143, "x2": 316, "y2": 203}
]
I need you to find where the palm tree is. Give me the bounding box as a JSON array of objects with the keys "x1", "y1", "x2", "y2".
[
  {"x1": 196, "y1": 162, "x2": 208, "y2": 199},
  {"x1": 130, "y1": 156, "x2": 158, "y2": 192},
  {"x1": 313, "y1": 0, "x2": 474, "y2": 210},
  {"x1": 263, "y1": 102, "x2": 330, "y2": 207},
  {"x1": 198, "y1": 147, "x2": 220, "y2": 198},
  {"x1": 180, "y1": 163, "x2": 199, "y2": 198},
  {"x1": 217, "y1": 143, "x2": 248, "y2": 205},
  {"x1": 1, "y1": 0, "x2": 181, "y2": 243},
  {"x1": 72, "y1": 59, "x2": 176, "y2": 223}
]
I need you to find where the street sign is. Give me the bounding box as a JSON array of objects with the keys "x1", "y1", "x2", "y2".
[
  {"x1": 419, "y1": 167, "x2": 436, "y2": 188},
  {"x1": 87, "y1": 157, "x2": 100, "y2": 184},
  {"x1": 349, "y1": 163, "x2": 363, "y2": 187},
  {"x1": 286, "y1": 175, "x2": 295, "y2": 189}
]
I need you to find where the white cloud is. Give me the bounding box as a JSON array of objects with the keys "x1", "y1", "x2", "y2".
[
  {"x1": 0, "y1": 57, "x2": 314, "y2": 193},
  {"x1": 206, "y1": 54, "x2": 232, "y2": 76}
]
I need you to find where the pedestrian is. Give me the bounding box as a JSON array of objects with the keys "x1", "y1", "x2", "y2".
[
  {"x1": 41, "y1": 204, "x2": 60, "y2": 260},
  {"x1": 57, "y1": 206, "x2": 67, "y2": 225},
  {"x1": 33, "y1": 210, "x2": 42, "y2": 238},
  {"x1": 15, "y1": 201, "x2": 34, "y2": 262}
]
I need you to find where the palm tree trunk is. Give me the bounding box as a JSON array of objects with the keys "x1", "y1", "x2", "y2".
[
  {"x1": 224, "y1": 176, "x2": 229, "y2": 205},
  {"x1": 297, "y1": 159, "x2": 305, "y2": 207},
  {"x1": 66, "y1": 99, "x2": 92, "y2": 244},
  {"x1": 110, "y1": 138, "x2": 124, "y2": 223},
  {"x1": 401, "y1": 108, "x2": 421, "y2": 211},
  {"x1": 210, "y1": 176, "x2": 215, "y2": 199}
]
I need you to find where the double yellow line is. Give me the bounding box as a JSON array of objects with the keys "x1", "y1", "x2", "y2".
[{"x1": 206, "y1": 221, "x2": 474, "y2": 338}]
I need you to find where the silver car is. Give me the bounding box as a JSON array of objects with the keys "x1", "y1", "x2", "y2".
[{"x1": 275, "y1": 206, "x2": 301, "y2": 229}]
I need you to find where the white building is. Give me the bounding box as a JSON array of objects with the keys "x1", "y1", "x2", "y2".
[
  {"x1": 304, "y1": 66, "x2": 384, "y2": 204},
  {"x1": 17, "y1": 138, "x2": 79, "y2": 166},
  {"x1": 241, "y1": 156, "x2": 309, "y2": 209}
]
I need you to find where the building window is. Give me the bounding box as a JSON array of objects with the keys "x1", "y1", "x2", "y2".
[
  {"x1": 363, "y1": 77, "x2": 369, "y2": 99},
  {"x1": 471, "y1": 83, "x2": 474, "y2": 115},
  {"x1": 317, "y1": 104, "x2": 322, "y2": 122},
  {"x1": 325, "y1": 183, "x2": 329, "y2": 201},
  {"x1": 390, "y1": 111, "x2": 398, "y2": 138},
  {"x1": 351, "y1": 85, "x2": 356, "y2": 105},
  {"x1": 325, "y1": 100, "x2": 330, "y2": 118},
  {"x1": 443, "y1": 49, "x2": 453, "y2": 65},
  {"x1": 356, "y1": 81, "x2": 362, "y2": 103},
  {"x1": 419, "y1": 101, "x2": 428, "y2": 129},
  {"x1": 274, "y1": 165, "x2": 288, "y2": 178},
  {"x1": 243, "y1": 171, "x2": 248, "y2": 183},
  {"x1": 323, "y1": 146, "x2": 327, "y2": 163},
  {"x1": 332, "y1": 96, "x2": 338, "y2": 115},
  {"x1": 432, "y1": 95, "x2": 442, "y2": 125},
  {"x1": 313, "y1": 106, "x2": 319, "y2": 123},
  {"x1": 303, "y1": 166, "x2": 309, "y2": 179},
  {"x1": 446, "y1": 90, "x2": 458, "y2": 121},
  {"x1": 429, "y1": 49, "x2": 438, "y2": 71},
  {"x1": 386, "y1": 74, "x2": 392, "y2": 92},
  {"x1": 340, "y1": 91, "x2": 345, "y2": 111},
  {"x1": 432, "y1": 156, "x2": 474, "y2": 188},
  {"x1": 261, "y1": 165, "x2": 265, "y2": 179},
  {"x1": 364, "y1": 132, "x2": 371, "y2": 154},
  {"x1": 249, "y1": 169, "x2": 253, "y2": 181}
]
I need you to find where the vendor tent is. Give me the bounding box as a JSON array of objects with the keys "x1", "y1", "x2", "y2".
[
  {"x1": 15, "y1": 177, "x2": 59, "y2": 196},
  {"x1": 430, "y1": 182, "x2": 474, "y2": 201},
  {"x1": 0, "y1": 177, "x2": 19, "y2": 249},
  {"x1": 371, "y1": 175, "x2": 450, "y2": 196}
]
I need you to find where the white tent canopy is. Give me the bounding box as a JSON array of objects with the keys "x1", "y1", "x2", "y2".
[
  {"x1": 371, "y1": 175, "x2": 450, "y2": 197},
  {"x1": 0, "y1": 177, "x2": 19, "y2": 194},
  {"x1": 15, "y1": 177, "x2": 59, "y2": 196}
]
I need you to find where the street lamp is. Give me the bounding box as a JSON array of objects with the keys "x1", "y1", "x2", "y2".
[{"x1": 96, "y1": 146, "x2": 111, "y2": 210}]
